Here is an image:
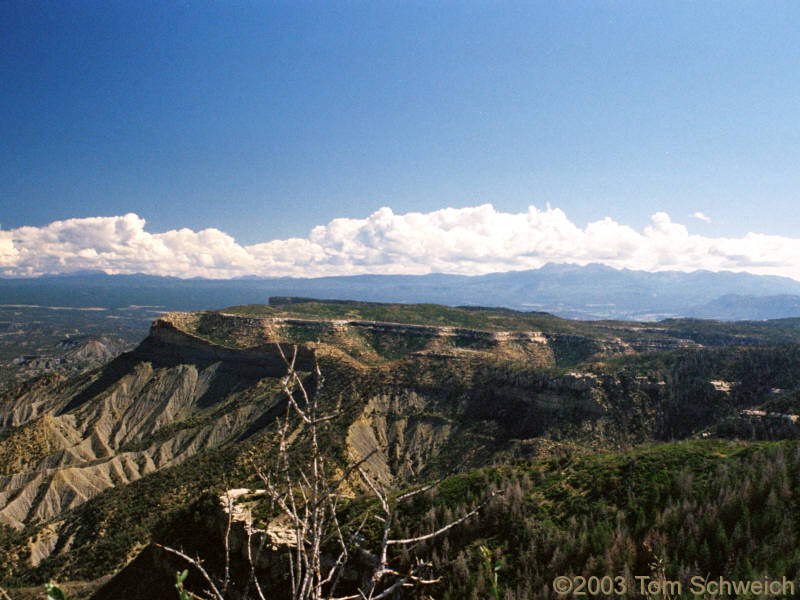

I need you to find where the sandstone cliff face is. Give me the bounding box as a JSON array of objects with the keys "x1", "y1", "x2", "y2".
[{"x1": 163, "y1": 310, "x2": 629, "y2": 367}]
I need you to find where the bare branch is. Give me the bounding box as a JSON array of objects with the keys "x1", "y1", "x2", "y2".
[
  {"x1": 396, "y1": 446, "x2": 483, "y2": 502},
  {"x1": 352, "y1": 455, "x2": 388, "y2": 513},
  {"x1": 387, "y1": 490, "x2": 501, "y2": 545},
  {"x1": 306, "y1": 448, "x2": 378, "y2": 516},
  {"x1": 245, "y1": 525, "x2": 267, "y2": 600},
  {"x1": 155, "y1": 544, "x2": 225, "y2": 600},
  {"x1": 221, "y1": 490, "x2": 233, "y2": 596}
]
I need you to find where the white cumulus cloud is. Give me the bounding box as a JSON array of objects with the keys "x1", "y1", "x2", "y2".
[
  {"x1": 691, "y1": 211, "x2": 712, "y2": 223},
  {"x1": 1, "y1": 205, "x2": 799, "y2": 281}
]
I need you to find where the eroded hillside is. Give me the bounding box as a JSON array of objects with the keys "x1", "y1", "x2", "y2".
[{"x1": 2, "y1": 300, "x2": 800, "y2": 595}]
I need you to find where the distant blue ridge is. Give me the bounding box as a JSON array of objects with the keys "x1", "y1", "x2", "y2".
[{"x1": 2, "y1": 263, "x2": 800, "y2": 321}]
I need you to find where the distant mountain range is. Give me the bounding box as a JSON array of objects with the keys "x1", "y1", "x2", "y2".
[{"x1": 2, "y1": 263, "x2": 800, "y2": 320}]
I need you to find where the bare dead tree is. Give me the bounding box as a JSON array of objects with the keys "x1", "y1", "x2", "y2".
[{"x1": 164, "y1": 343, "x2": 497, "y2": 600}]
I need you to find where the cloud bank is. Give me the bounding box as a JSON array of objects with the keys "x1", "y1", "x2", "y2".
[{"x1": 1, "y1": 205, "x2": 799, "y2": 281}]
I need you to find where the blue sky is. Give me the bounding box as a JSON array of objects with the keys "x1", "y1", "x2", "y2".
[{"x1": 2, "y1": 2, "x2": 800, "y2": 279}]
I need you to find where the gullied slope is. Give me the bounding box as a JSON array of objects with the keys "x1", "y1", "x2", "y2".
[
  {"x1": 0, "y1": 317, "x2": 314, "y2": 562},
  {"x1": 0, "y1": 351, "x2": 275, "y2": 529}
]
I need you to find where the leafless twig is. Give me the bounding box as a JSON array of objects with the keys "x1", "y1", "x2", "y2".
[{"x1": 155, "y1": 544, "x2": 225, "y2": 600}]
